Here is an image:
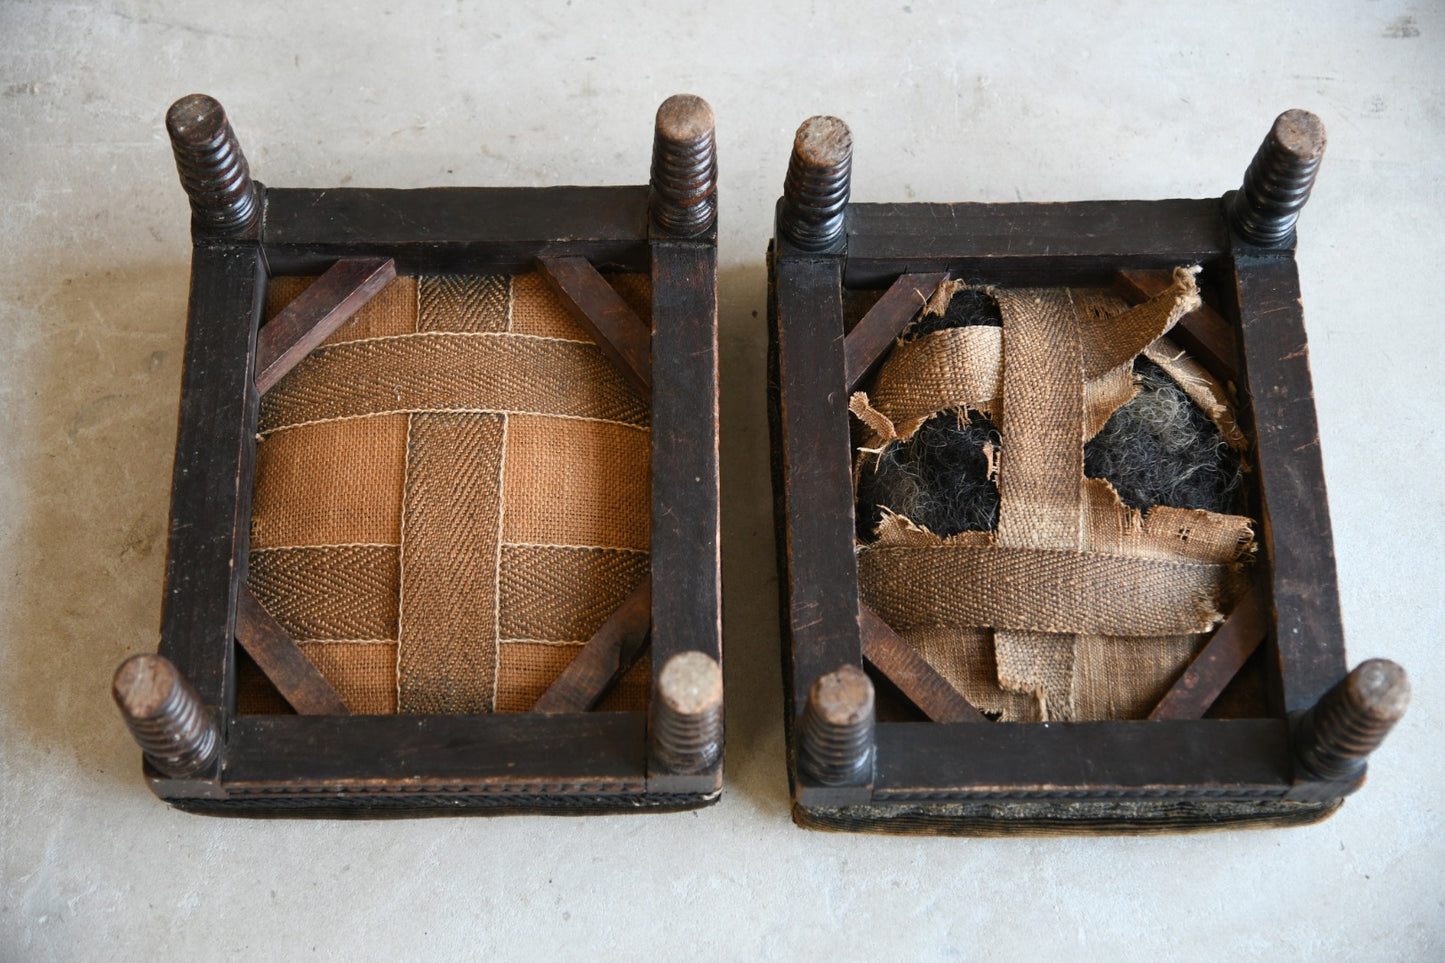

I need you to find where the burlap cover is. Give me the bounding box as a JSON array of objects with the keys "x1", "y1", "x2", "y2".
[
  {"x1": 241, "y1": 272, "x2": 653, "y2": 714},
  {"x1": 852, "y1": 271, "x2": 1254, "y2": 722}
]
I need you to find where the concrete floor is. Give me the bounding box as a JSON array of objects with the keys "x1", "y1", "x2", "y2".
[{"x1": 2, "y1": 1, "x2": 1442, "y2": 959}]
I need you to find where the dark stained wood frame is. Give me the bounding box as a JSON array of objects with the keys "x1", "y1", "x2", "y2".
[
  {"x1": 145, "y1": 111, "x2": 721, "y2": 817},
  {"x1": 768, "y1": 184, "x2": 1367, "y2": 833},
  {"x1": 234, "y1": 586, "x2": 350, "y2": 716}
]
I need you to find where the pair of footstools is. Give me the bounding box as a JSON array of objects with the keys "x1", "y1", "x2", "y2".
[{"x1": 111, "y1": 94, "x2": 1408, "y2": 834}]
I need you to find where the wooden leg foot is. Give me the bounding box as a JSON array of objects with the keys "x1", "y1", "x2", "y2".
[
  {"x1": 650, "y1": 94, "x2": 718, "y2": 237},
  {"x1": 1295, "y1": 659, "x2": 1409, "y2": 782},
  {"x1": 799, "y1": 663, "x2": 874, "y2": 785},
  {"x1": 779, "y1": 116, "x2": 852, "y2": 252},
  {"x1": 1229, "y1": 109, "x2": 1326, "y2": 247},
  {"x1": 112, "y1": 654, "x2": 221, "y2": 778},
  {"x1": 166, "y1": 94, "x2": 259, "y2": 238},
  {"x1": 649, "y1": 651, "x2": 723, "y2": 774}
]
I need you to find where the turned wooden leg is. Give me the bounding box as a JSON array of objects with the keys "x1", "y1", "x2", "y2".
[
  {"x1": 1295, "y1": 659, "x2": 1410, "y2": 783},
  {"x1": 650, "y1": 94, "x2": 718, "y2": 237},
  {"x1": 649, "y1": 651, "x2": 724, "y2": 774},
  {"x1": 779, "y1": 116, "x2": 852, "y2": 252},
  {"x1": 799, "y1": 663, "x2": 874, "y2": 785},
  {"x1": 166, "y1": 93, "x2": 260, "y2": 238},
  {"x1": 112, "y1": 654, "x2": 221, "y2": 778},
  {"x1": 1229, "y1": 109, "x2": 1326, "y2": 247}
]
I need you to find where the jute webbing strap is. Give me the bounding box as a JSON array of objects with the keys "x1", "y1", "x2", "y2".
[
  {"x1": 847, "y1": 269, "x2": 1202, "y2": 450},
  {"x1": 397, "y1": 411, "x2": 506, "y2": 714},
  {"x1": 857, "y1": 326, "x2": 1002, "y2": 442},
  {"x1": 249, "y1": 545, "x2": 399, "y2": 640},
  {"x1": 498, "y1": 545, "x2": 648, "y2": 641},
  {"x1": 246, "y1": 272, "x2": 652, "y2": 715},
  {"x1": 258, "y1": 332, "x2": 649, "y2": 435},
  {"x1": 298, "y1": 642, "x2": 399, "y2": 715},
  {"x1": 852, "y1": 271, "x2": 1251, "y2": 722},
  {"x1": 251, "y1": 414, "x2": 407, "y2": 548},
  {"x1": 1080, "y1": 277, "x2": 1201, "y2": 379},
  {"x1": 993, "y1": 289, "x2": 1085, "y2": 548},
  {"x1": 418, "y1": 275, "x2": 508, "y2": 332},
  {"x1": 858, "y1": 545, "x2": 1245, "y2": 636},
  {"x1": 849, "y1": 328, "x2": 1139, "y2": 448},
  {"x1": 990, "y1": 288, "x2": 1086, "y2": 718}
]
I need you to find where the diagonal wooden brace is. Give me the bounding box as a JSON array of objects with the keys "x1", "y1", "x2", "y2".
[
  {"x1": 1148, "y1": 580, "x2": 1269, "y2": 720},
  {"x1": 255, "y1": 257, "x2": 396, "y2": 393},
  {"x1": 536, "y1": 255, "x2": 652, "y2": 396},
  {"x1": 843, "y1": 271, "x2": 948, "y2": 391},
  {"x1": 235, "y1": 587, "x2": 351, "y2": 715},
  {"x1": 858, "y1": 602, "x2": 987, "y2": 723},
  {"x1": 530, "y1": 581, "x2": 652, "y2": 713}
]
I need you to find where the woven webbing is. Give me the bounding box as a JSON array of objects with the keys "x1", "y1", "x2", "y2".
[
  {"x1": 993, "y1": 288, "x2": 1085, "y2": 548},
  {"x1": 397, "y1": 411, "x2": 506, "y2": 713},
  {"x1": 501, "y1": 414, "x2": 650, "y2": 551},
  {"x1": 250, "y1": 415, "x2": 406, "y2": 548},
  {"x1": 853, "y1": 271, "x2": 1252, "y2": 722},
  {"x1": 495, "y1": 644, "x2": 650, "y2": 713},
  {"x1": 243, "y1": 272, "x2": 652, "y2": 715},
  {"x1": 858, "y1": 544, "x2": 1246, "y2": 636},
  {"x1": 299, "y1": 642, "x2": 398, "y2": 715},
  {"x1": 849, "y1": 269, "x2": 1202, "y2": 451},
  {"x1": 990, "y1": 288, "x2": 1086, "y2": 718},
  {"x1": 498, "y1": 546, "x2": 648, "y2": 641},
  {"x1": 249, "y1": 545, "x2": 398, "y2": 640},
  {"x1": 259, "y1": 333, "x2": 648, "y2": 435},
  {"x1": 418, "y1": 275, "x2": 508, "y2": 332},
  {"x1": 855, "y1": 326, "x2": 1002, "y2": 442},
  {"x1": 1079, "y1": 275, "x2": 1201, "y2": 379}
]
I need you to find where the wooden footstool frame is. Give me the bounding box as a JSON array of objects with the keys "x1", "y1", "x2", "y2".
[
  {"x1": 767, "y1": 111, "x2": 1409, "y2": 834},
  {"x1": 113, "y1": 94, "x2": 723, "y2": 816}
]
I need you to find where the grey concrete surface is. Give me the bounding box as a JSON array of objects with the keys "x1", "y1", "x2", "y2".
[{"x1": 2, "y1": 1, "x2": 1441, "y2": 959}]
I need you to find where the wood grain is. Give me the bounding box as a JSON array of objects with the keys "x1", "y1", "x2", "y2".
[
  {"x1": 772, "y1": 255, "x2": 862, "y2": 712},
  {"x1": 649, "y1": 241, "x2": 723, "y2": 676},
  {"x1": 158, "y1": 243, "x2": 264, "y2": 710},
  {"x1": 536, "y1": 255, "x2": 652, "y2": 395},
  {"x1": 531, "y1": 582, "x2": 652, "y2": 713},
  {"x1": 1232, "y1": 254, "x2": 1347, "y2": 712},
  {"x1": 224, "y1": 712, "x2": 647, "y2": 788},
  {"x1": 262, "y1": 186, "x2": 651, "y2": 275},
  {"x1": 843, "y1": 271, "x2": 948, "y2": 390},
  {"x1": 235, "y1": 587, "x2": 351, "y2": 715},
  {"x1": 858, "y1": 603, "x2": 986, "y2": 723},
  {"x1": 843, "y1": 199, "x2": 1228, "y2": 287},
  {"x1": 255, "y1": 257, "x2": 395, "y2": 393}
]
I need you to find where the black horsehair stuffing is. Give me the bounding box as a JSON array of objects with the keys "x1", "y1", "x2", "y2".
[{"x1": 856, "y1": 290, "x2": 1244, "y2": 541}]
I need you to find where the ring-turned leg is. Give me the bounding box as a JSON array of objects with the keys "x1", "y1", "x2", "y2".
[
  {"x1": 779, "y1": 116, "x2": 853, "y2": 253},
  {"x1": 649, "y1": 651, "x2": 724, "y2": 774},
  {"x1": 1229, "y1": 109, "x2": 1326, "y2": 247},
  {"x1": 166, "y1": 93, "x2": 260, "y2": 239},
  {"x1": 112, "y1": 654, "x2": 221, "y2": 779},
  {"x1": 1295, "y1": 659, "x2": 1409, "y2": 784},
  {"x1": 799, "y1": 663, "x2": 875, "y2": 786},
  {"x1": 649, "y1": 94, "x2": 718, "y2": 237}
]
